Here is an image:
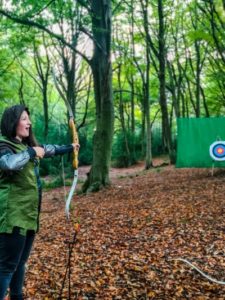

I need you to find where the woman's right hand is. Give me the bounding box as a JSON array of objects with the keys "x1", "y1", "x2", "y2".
[{"x1": 32, "y1": 146, "x2": 45, "y2": 159}]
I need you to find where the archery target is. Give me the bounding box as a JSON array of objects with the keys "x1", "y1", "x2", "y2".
[{"x1": 209, "y1": 141, "x2": 225, "y2": 161}]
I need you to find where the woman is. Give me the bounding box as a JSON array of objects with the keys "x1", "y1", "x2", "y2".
[{"x1": 0, "y1": 104, "x2": 79, "y2": 300}]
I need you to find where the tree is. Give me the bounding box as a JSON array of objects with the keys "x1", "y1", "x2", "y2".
[
  {"x1": 0, "y1": 0, "x2": 114, "y2": 192},
  {"x1": 82, "y1": 0, "x2": 114, "y2": 191},
  {"x1": 139, "y1": 0, "x2": 152, "y2": 168}
]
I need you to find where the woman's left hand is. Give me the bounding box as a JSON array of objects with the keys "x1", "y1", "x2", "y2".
[{"x1": 72, "y1": 143, "x2": 80, "y2": 151}]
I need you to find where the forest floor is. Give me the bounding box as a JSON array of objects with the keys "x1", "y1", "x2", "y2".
[{"x1": 24, "y1": 157, "x2": 225, "y2": 299}]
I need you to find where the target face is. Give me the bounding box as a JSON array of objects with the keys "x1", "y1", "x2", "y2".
[{"x1": 209, "y1": 141, "x2": 225, "y2": 161}]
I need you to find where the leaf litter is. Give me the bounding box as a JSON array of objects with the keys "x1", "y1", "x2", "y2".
[{"x1": 24, "y1": 164, "x2": 225, "y2": 299}]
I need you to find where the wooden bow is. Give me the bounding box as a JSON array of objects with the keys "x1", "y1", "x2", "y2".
[
  {"x1": 65, "y1": 117, "x2": 79, "y2": 219},
  {"x1": 52, "y1": 69, "x2": 79, "y2": 219}
]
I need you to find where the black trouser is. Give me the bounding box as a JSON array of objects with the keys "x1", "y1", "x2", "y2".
[{"x1": 0, "y1": 227, "x2": 35, "y2": 300}]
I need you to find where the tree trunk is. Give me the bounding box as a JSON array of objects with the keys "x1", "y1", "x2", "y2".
[
  {"x1": 158, "y1": 0, "x2": 174, "y2": 163},
  {"x1": 42, "y1": 81, "x2": 49, "y2": 141},
  {"x1": 144, "y1": 44, "x2": 151, "y2": 169},
  {"x1": 141, "y1": 109, "x2": 145, "y2": 157},
  {"x1": 130, "y1": 76, "x2": 135, "y2": 133},
  {"x1": 33, "y1": 39, "x2": 50, "y2": 142},
  {"x1": 128, "y1": 75, "x2": 136, "y2": 162},
  {"x1": 83, "y1": 0, "x2": 114, "y2": 192},
  {"x1": 195, "y1": 40, "x2": 201, "y2": 117},
  {"x1": 140, "y1": 0, "x2": 152, "y2": 169},
  {"x1": 201, "y1": 85, "x2": 210, "y2": 117},
  {"x1": 18, "y1": 71, "x2": 25, "y2": 105},
  {"x1": 118, "y1": 65, "x2": 131, "y2": 166}
]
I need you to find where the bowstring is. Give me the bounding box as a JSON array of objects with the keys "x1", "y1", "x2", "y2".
[
  {"x1": 61, "y1": 155, "x2": 67, "y2": 203},
  {"x1": 60, "y1": 155, "x2": 79, "y2": 299}
]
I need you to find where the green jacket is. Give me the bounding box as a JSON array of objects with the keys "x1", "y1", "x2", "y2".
[{"x1": 0, "y1": 137, "x2": 39, "y2": 235}]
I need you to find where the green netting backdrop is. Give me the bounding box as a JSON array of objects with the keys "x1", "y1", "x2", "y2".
[{"x1": 176, "y1": 118, "x2": 225, "y2": 168}]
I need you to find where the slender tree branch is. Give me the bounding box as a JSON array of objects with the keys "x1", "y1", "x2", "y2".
[
  {"x1": 52, "y1": 67, "x2": 67, "y2": 103},
  {"x1": 77, "y1": 0, "x2": 92, "y2": 13},
  {"x1": 112, "y1": 0, "x2": 124, "y2": 15},
  {"x1": 26, "y1": 0, "x2": 56, "y2": 18},
  {"x1": 0, "y1": 57, "x2": 16, "y2": 77},
  {"x1": 150, "y1": 108, "x2": 160, "y2": 128},
  {"x1": 113, "y1": 89, "x2": 142, "y2": 97},
  {"x1": 14, "y1": 53, "x2": 42, "y2": 90},
  {"x1": 0, "y1": 9, "x2": 91, "y2": 65},
  {"x1": 79, "y1": 25, "x2": 105, "y2": 54},
  {"x1": 77, "y1": 75, "x2": 92, "y2": 130}
]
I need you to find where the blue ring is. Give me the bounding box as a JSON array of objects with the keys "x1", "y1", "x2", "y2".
[{"x1": 212, "y1": 144, "x2": 225, "y2": 158}]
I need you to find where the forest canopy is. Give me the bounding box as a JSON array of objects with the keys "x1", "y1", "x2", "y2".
[{"x1": 0, "y1": 0, "x2": 224, "y2": 190}]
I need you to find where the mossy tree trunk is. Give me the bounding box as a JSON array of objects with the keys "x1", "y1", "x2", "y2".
[{"x1": 82, "y1": 0, "x2": 114, "y2": 192}]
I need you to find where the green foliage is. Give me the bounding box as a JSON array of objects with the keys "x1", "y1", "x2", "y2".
[
  {"x1": 0, "y1": 0, "x2": 225, "y2": 174},
  {"x1": 151, "y1": 125, "x2": 164, "y2": 156},
  {"x1": 77, "y1": 128, "x2": 93, "y2": 166},
  {"x1": 41, "y1": 176, "x2": 71, "y2": 190},
  {"x1": 112, "y1": 130, "x2": 139, "y2": 168},
  {"x1": 33, "y1": 116, "x2": 70, "y2": 176},
  {"x1": 188, "y1": 30, "x2": 214, "y2": 44},
  {"x1": 112, "y1": 125, "x2": 173, "y2": 168}
]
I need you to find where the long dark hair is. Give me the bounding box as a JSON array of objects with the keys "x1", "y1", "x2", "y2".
[{"x1": 0, "y1": 104, "x2": 38, "y2": 146}]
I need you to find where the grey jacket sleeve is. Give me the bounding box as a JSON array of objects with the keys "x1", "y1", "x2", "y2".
[
  {"x1": 42, "y1": 144, "x2": 73, "y2": 158},
  {"x1": 0, "y1": 150, "x2": 31, "y2": 171}
]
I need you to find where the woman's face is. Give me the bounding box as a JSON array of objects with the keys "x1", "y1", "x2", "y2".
[{"x1": 16, "y1": 111, "x2": 32, "y2": 141}]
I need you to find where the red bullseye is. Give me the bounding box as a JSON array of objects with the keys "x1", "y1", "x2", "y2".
[
  {"x1": 210, "y1": 141, "x2": 225, "y2": 161},
  {"x1": 216, "y1": 147, "x2": 224, "y2": 154}
]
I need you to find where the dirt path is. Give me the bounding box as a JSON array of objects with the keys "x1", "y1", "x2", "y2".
[{"x1": 78, "y1": 156, "x2": 170, "y2": 183}]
